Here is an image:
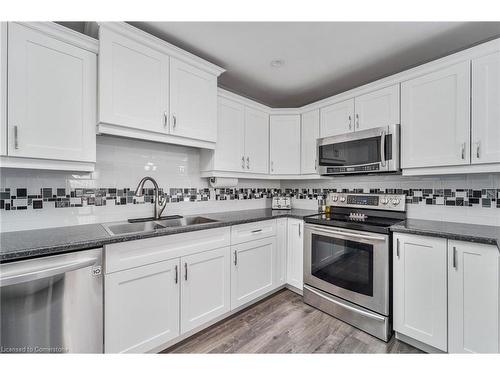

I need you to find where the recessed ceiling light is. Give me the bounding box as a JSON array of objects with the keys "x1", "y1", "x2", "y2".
[{"x1": 270, "y1": 59, "x2": 285, "y2": 68}]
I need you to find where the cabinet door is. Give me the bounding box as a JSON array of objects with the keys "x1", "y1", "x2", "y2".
[
  {"x1": 180, "y1": 247, "x2": 230, "y2": 334},
  {"x1": 354, "y1": 84, "x2": 400, "y2": 130},
  {"x1": 8, "y1": 23, "x2": 96, "y2": 162},
  {"x1": 448, "y1": 241, "x2": 499, "y2": 353},
  {"x1": 401, "y1": 62, "x2": 470, "y2": 168},
  {"x1": 276, "y1": 218, "x2": 288, "y2": 287},
  {"x1": 244, "y1": 107, "x2": 269, "y2": 174},
  {"x1": 286, "y1": 219, "x2": 303, "y2": 291},
  {"x1": 213, "y1": 97, "x2": 245, "y2": 172},
  {"x1": 231, "y1": 237, "x2": 276, "y2": 309},
  {"x1": 105, "y1": 259, "x2": 180, "y2": 353},
  {"x1": 393, "y1": 234, "x2": 447, "y2": 351},
  {"x1": 269, "y1": 115, "x2": 301, "y2": 175},
  {"x1": 170, "y1": 58, "x2": 217, "y2": 143},
  {"x1": 99, "y1": 27, "x2": 169, "y2": 133},
  {"x1": 472, "y1": 51, "x2": 500, "y2": 164},
  {"x1": 0, "y1": 23, "x2": 6, "y2": 156},
  {"x1": 301, "y1": 109, "x2": 320, "y2": 174},
  {"x1": 320, "y1": 98, "x2": 354, "y2": 137}
]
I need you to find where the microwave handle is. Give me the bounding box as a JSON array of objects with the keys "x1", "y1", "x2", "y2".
[{"x1": 380, "y1": 131, "x2": 386, "y2": 167}]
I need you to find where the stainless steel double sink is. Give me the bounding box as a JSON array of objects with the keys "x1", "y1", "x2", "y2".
[{"x1": 102, "y1": 216, "x2": 219, "y2": 236}]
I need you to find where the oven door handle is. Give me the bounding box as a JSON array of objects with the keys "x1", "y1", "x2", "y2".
[
  {"x1": 380, "y1": 130, "x2": 386, "y2": 168},
  {"x1": 305, "y1": 224, "x2": 387, "y2": 242},
  {"x1": 304, "y1": 285, "x2": 386, "y2": 322}
]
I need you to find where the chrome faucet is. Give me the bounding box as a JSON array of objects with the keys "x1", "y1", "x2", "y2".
[{"x1": 134, "y1": 176, "x2": 166, "y2": 220}]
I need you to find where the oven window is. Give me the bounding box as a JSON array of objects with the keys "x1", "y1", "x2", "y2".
[
  {"x1": 311, "y1": 234, "x2": 374, "y2": 296},
  {"x1": 319, "y1": 135, "x2": 392, "y2": 166}
]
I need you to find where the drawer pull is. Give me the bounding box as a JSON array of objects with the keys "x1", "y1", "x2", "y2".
[{"x1": 251, "y1": 229, "x2": 263, "y2": 233}]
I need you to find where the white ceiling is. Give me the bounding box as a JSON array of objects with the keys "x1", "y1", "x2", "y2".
[{"x1": 61, "y1": 22, "x2": 500, "y2": 108}]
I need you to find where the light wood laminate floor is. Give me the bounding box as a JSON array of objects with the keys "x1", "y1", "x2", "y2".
[{"x1": 164, "y1": 289, "x2": 423, "y2": 354}]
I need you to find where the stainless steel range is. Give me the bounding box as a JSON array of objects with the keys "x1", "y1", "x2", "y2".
[{"x1": 303, "y1": 192, "x2": 406, "y2": 341}]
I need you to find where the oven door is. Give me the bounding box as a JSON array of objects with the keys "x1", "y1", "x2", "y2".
[
  {"x1": 304, "y1": 223, "x2": 389, "y2": 315},
  {"x1": 317, "y1": 124, "x2": 399, "y2": 175}
]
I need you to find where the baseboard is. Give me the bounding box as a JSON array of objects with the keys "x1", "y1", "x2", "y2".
[
  {"x1": 395, "y1": 331, "x2": 446, "y2": 353},
  {"x1": 285, "y1": 284, "x2": 303, "y2": 296}
]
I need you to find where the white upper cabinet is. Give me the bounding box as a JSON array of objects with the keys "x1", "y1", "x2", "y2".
[
  {"x1": 448, "y1": 241, "x2": 499, "y2": 353},
  {"x1": 354, "y1": 84, "x2": 400, "y2": 130},
  {"x1": 269, "y1": 115, "x2": 301, "y2": 175},
  {"x1": 320, "y1": 98, "x2": 354, "y2": 137},
  {"x1": 213, "y1": 97, "x2": 246, "y2": 172},
  {"x1": 301, "y1": 109, "x2": 320, "y2": 174},
  {"x1": 180, "y1": 247, "x2": 230, "y2": 334},
  {"x1": 7, "y1": 23, "x2": 97, "y2": 163},
  {"x1": 472, "y1": 51, "x2": 500, "y2": 165},
  {"x1": 401, "y1": 62, "x2": 471, "y2": 169},
  {"x1": 169, "y1": 57, "x2": 217, "y2": 142},
  {"x1": 393, "y1": 234, "x2": 448, "y2": 352},
  {"x1": 244, "y1": 107, "x2": 269, "y2": 173},
  {"x1": 0, "y1": 23, "x2": 6, "y2": 156},
  {"x1": 99, "y1": 27, "x2": 169, "y2": 133},
  {"x1": 97, "y1": 23, "x2": 223, "y2": 149}
]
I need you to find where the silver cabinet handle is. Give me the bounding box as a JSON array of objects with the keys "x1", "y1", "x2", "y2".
[
  {"x1": 380, "y1": 131, "x2": 386, "y2": 167},
  {"x1": 461, "y1": 142, "x2": 466, "y2": 160},
  {"x1": 298, "y1": 223, "x2": 301, "y2": 237},
  {"x1": 246, "y1": 156, "x2": 250, "y2": 169},
  {"x1": 396, "y1": 238, "x2": 400, "y2": 258},
  {"x1": 314, "y1": 158, "x2": 317, "y2": 170},
  {"x1": 356, "y1": 113, "x2": 359, "y2": 129},
  {"x1": 234, "y1": 250, "x2": 238, "y2": 266},
  {"x1": 174, "y1": 265, "x2": 178, "y2": 284},
  {"x1": 172, "y1": 114, "x2": 177, "y2": 129},
  {"x1": 163, "y1": 111, "x2": 168, "y2": 128},
  {"x1": 348, "y1": 115, "x2": 352, "y2": 130},
  {"x1": 184, "y1": 262, "x2": 188, "y2": 281},
  {"x1": 476, "y1": 141, "x2": 480, "y2": 159},
  {"x1": 251, "y1": 229, "x2": 263, "y2": 233},
  {"x1": 241, "y1": 156, "x2": 245, "y2": 169},
  {"x1": 14, "y1": 126, "x2": 19, "y2": 149},
  {"x1": 271, "y1": 161, "x2": 274, "y2": 172},
  {"x1": 453, "y1": 246, "x2": 457, "y2": 269}
]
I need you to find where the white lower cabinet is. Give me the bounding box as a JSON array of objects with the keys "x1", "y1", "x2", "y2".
[
  {"x1": 105, "y1": 258, "x2": 180, "y2": 353},
  {"x1": 394, "y1": 233, "x2": 500, "y2": 353},
  {"x1": 180, "y1": 247, "x2": 231, "y2": 334},
  {"x1": 448, "y1": 240, "x2": 499, "y2": 353},
  {"x1": 231, "y1": 236, "x2": 277, "y2": 309},
  {"x1": 286, "y1": 219, "x2": 304, "y2": 291},
  {"x1": 393, "y1": 234, "x2": 448, "y2": 351}
]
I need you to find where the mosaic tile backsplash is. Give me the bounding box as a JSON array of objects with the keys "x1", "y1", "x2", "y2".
[{"x1": 1, "y1": 187, "x2": 499, "y2": 211}]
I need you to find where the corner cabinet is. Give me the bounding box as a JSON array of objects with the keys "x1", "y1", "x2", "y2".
[
  {"x1": 301, "y1": 109, "x2": 320, "y2": 175},
  {"x1": 270, "y1": 115, "x2": 301, "y2": 175},
  {"x1": 393, "y1": 233, "x2": 448, "y2": 351},
  {"x1": 448, "y1": 240, "x2": 499, "y2": 353},
  {"x1": 2, "y1": 22, "x2": 97, "y2": 171},
  {"x1": 401, "y1": 62, "x2": 471, "y2": 169},
  {"x1": 97, "y1": 22, "x2": 224, "y2": 150}
]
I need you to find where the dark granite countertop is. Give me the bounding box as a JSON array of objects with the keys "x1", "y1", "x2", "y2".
[
  {"x1": 0, "y1": 209, "x2": 317, "y2": 263},
  {"x1": 390, "y1": 219, "x2": 500, "y2": 250}
]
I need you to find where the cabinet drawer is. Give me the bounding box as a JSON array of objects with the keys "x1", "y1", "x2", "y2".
[
  {"x1": 230, "y1": 219, "x2": 277, "y2": 245},
  {"x1": 105, "y1": 227, "x2": 230, "y2": 274}
]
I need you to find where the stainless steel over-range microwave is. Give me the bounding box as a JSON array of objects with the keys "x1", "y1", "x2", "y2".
[{"x1": 317, "y1": 124, "x2": 400, "y2": 176}]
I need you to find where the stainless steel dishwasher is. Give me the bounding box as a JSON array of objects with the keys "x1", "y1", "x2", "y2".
[{"x1": 0, "y1": 248, "x2": 103, "y2": 353}]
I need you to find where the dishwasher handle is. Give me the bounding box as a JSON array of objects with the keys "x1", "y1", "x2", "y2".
[{"x1": 0, "y1": 258, "x2": 97, "y2": 287}]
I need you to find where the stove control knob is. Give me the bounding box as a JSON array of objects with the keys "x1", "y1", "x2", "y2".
[
  {"x1": 340, "y1": 196, "x2": 346, "y2": 202},
  {"x1": 391, "y1": 198, "x2": 400, "y2": 206},
  {"x1": 332, "y1": 196, "x2": 338, "y2": 202},
  {"x1": 381, "y1": 197, "x2": 389, "y2": 205}
]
